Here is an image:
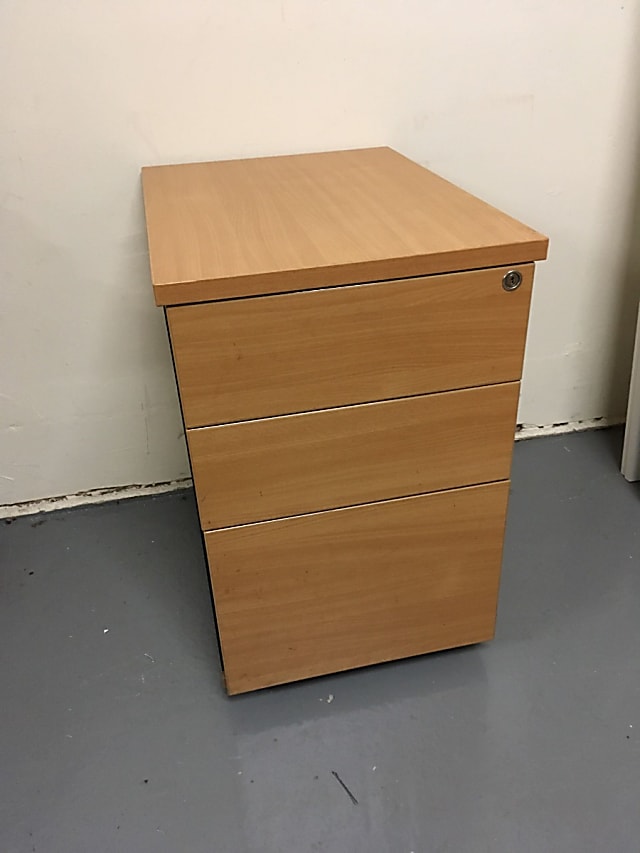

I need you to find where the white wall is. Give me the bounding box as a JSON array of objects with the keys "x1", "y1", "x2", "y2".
[{"x1": 2, "y1": 1, "x2": 640, "y2": 505}]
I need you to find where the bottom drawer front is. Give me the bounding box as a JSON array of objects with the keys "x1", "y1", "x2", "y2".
[{"x1": 206, "y1": 481, "x2": 510, "y2": 694}]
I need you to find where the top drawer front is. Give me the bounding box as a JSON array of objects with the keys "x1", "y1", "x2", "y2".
[{"x1": 167, "y1": 265, "x2": 533, "y2": 428}]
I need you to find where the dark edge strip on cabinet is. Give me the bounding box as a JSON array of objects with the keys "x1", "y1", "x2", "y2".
[{"x1": 163, "y1": 309, "x2": 226, "y2": 680}]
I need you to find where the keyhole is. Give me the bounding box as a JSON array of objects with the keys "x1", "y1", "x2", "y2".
[{"x1": 503, "y1": 270, "x2": 522, "y2": 291}]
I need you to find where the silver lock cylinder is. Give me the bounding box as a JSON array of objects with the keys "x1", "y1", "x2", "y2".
[{"x1": 502, "y1": 270, "x2": 523, "y2": 291}]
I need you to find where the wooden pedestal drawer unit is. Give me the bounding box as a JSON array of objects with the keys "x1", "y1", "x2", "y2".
[{"x1": 141, "y1": 147, "x2": 548, "y2": 694}]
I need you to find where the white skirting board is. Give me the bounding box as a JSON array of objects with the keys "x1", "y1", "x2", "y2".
[
  {"x1": 0, "y1": 417, "x2": 624, "y2": 520},
  {"x1": 1, "y1": 478, "x2": 192, "y2": 520},
  {"x1": 516, "y1": 416, "x2": 622, "y2": 441}
]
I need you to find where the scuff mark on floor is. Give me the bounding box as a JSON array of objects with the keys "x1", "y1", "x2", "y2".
[{"x1": 331, "y1": 770, "x2": 358, "y2": 805}]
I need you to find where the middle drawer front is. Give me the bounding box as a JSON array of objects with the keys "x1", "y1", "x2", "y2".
[{"x1": 188, "y1": 382, "x2": 519, "y2": 529}]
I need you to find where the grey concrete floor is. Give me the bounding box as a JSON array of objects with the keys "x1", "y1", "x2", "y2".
[{"x1": 1, "y1": 428, "x2": 639, "y2": 853}]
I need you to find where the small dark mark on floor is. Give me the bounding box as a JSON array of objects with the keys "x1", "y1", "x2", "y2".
[
  {"x1": 250, "y1": 779, "x2": 254, "y2": 783},
  {"x1": 143, "y1": 779, "x2": 149, "y2": 784},
  {"x1": 29, "y1": 571, "x2": 34, "y2": 576},
  {"x1": 273, "y1": 737, "x2": 278, "y2": 742},
  {"x1": 5, "y1": 518, "x2": 14, "y2": 524},
  {"x1": 31, "y1": 519, "x2": 45, "y2": 527},
  {"x1": 331, "y1": 770, "x2": 358, "y2": 805},
  {"x1": 314, "y1": 775, "x2": 319, "y2": 780}
]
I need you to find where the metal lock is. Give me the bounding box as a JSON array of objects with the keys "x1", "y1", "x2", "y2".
[{"x1": 502, "y1": 270, "x2": 523, "y2": 291}]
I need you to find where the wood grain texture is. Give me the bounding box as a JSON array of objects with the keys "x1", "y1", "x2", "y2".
[
  {"x1": 206, "y1": 481, "x2": 510, "y2": 694},
  {"x1": 167, "y1": 265, "x2": 534, "y2": 428},
  {"x1": 142, "y1": 147, "x2": 548, "y2": 305},
  {"x1": 188, "y1": 383, "x2": 519, "y2": 529}
]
